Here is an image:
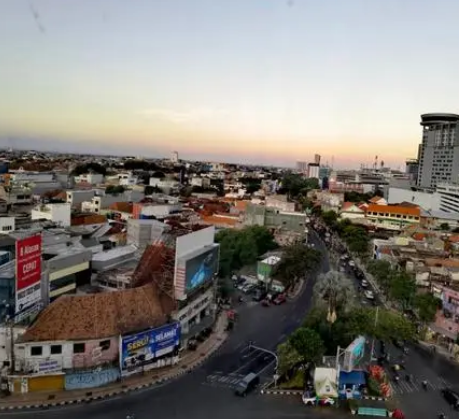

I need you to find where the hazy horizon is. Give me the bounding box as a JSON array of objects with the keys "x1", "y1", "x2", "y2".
[{"x1": 2, "y1": 0, "x2": 459, "y2": 169}]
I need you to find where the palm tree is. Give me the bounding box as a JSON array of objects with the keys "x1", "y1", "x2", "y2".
[{"x1": 313, "y1": 270, "x2": 357, "y2": 317}]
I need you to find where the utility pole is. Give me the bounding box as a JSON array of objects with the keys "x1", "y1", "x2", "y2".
[{"x1": 370, "y1": 306, "x2": 379, "y2": 361}]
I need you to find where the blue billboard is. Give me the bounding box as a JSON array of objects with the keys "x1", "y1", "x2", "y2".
[
  {"x1": 185, "y1": 246, "x2": 219, "y2": 292},
  {"x1": 120, "y1": 322, "x2": 181, "y2": 376}
]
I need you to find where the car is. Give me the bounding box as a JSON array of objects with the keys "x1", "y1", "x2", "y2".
[
  {"x1": 364, "y1": 290, "x2": 374, "y2": 300},
  {"x1": 361, "y1": 279, "x2": 369, "y2": 288},
  {"x1": 241, "y1": 283, "x2": 256, "y2": 293},
  {"x1": 442, "y1": 388, "x2": 459, "y2": 409},
  {"x1": 252, "y1": 290, "x2": 266, "y2": 302},
  {"x1": 273, "y1": 294, "x2": 287, "y2": 305},
  {"x1": 348, "y1": 260, "x2": 355, "y2": 267},
  {"x1": 261, "y1": 298, "x2": 270, "y2": 307}
]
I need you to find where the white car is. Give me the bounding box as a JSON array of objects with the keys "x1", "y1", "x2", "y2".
[
  {"x1": 364, "y1": 290, "x2": 375, "y2": 300},
  {"x1": 348, "y1": 260, "x2": 355, "y2": 267},
  {"x1": 361, "y1": 279, "x2": 369, "y2": 288}
]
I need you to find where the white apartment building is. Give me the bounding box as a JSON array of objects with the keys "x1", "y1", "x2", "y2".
[
  {"x1": 82, "y1": 190, "x2": 143, "y2": 213},
  {"x1": 31, "y1": 203, "x2": 71, "y2": 227},
  {"x1": 117, "y1": 173, "x2": 138, "y2": 186},
  {"x1": 74, "y1": 173, "x2": 104, "y2": 185},
  {"x1": 149, "y1": 177, "x2": 179, "y2": 190},
  {"x1": 436, "y1": 183, "x2": 459, "y2": 214},
  {"x1": 0, "y1": 217, "x2": 15, "y2": 234},
  {"x1": 190, "y1": 176, "x2": 211, "y2": 188},
  {"x1": 66, "y1": 190, "x2": 96, "y2": 209}
]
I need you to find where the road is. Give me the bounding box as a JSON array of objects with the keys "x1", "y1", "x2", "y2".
[{"x1": 1, "y1": 232, "x2": 330, "y2": 419}]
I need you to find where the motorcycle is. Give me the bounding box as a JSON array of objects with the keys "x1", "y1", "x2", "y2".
[{"x1": 422, "y1": 380, "x2": 428, "y2": 390}]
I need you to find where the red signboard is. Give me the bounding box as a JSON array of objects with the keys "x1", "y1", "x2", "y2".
[{"x1": 15, "y1": 234, "x2": 42, "y2": 292}]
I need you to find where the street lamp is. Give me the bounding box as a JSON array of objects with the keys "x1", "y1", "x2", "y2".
[{"x1": 247, "y1": 342, "x2": 279, "y2": 372}]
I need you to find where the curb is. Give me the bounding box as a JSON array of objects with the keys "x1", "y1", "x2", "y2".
[
  {"x1": 362, "y1": 396, "x2": 386, "y2": 401},
  {"x1": 260, "y1": 388, "x2": 303, "y2": 396},
  {"x1": 0, "y1": 334, "x2": 228, "y2": 412}
]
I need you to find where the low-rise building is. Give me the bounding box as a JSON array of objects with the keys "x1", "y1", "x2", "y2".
[
  {"x1": 244, "y1": 203, "x2": 307, "y2": 233},
  {"x1": 365, "y1": 204, "x2": 421, "y2": 231},
  {"x1": 66, "y1": 190, "x2": 96, "y2": 209},
  {"x1": 340, "y1": 202, "x2": 365, "y2": 220},
  {"x1": 31, "y1": 203, "x2": 71, "y2": 227},
  {"x1": 74, "y1": 173, "x2": 104, "y2": 185},
  {"x1": 265, "y1": 195, "x2": 296, "y2": 212}
]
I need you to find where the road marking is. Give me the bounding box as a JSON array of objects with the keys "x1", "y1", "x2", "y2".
[{"x1": 255, "y1": 359, "x2": 276, "y2": 377}]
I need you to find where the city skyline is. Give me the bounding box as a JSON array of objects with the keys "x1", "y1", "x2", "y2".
[{"x1": 2, "y1": 0, "x2": 459, "y2": 168}]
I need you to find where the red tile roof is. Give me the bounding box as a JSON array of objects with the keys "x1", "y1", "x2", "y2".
[
  {"x1": 20, "y1": 283, "x2": 173, "y2": 342},
  {"x1": 366, "y1": 204, "x2": 420, "y2": 217}
]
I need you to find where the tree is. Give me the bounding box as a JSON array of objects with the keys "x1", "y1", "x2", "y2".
[
  {"x1": 366, "y1": 260, "x2": 393, "y2": 293},
  {"x1": 440, "y1": 222, "x2": 450, "y2": 231},
  {"x1": 277, "y1": 341, "x2": 302, "y2": 376},
  {"x1": 273, "y1": 244, "x2": 321, "y2": 290},
  {"x1": 288, "y1": 327, "x2": 325, "y2": 365},
  {"x1": 414, "y1": 293, "x2": 442, "y2": 323},
  {"x1": 279, "y1": 173, "x2": 318, "y2": 199},
  {"x1": 72, "y1": 162, "x2": 107, "y2": 176},
  {"x1": 313, "y1": 270, "x2": 357, "y2": 314},
  {"x1": 322, "y1": 210, "x2": 338, "y2": 227},
  {"x1": 215, "y1": 226, "x2": 278, "y2": 277},
  {"x1": 145, "y1": 185, "x2": 162, "y2": 195},
  {"x1": 340, "y1": 224, "x2": 369, "y2": 255},
  {"x1": 371, "y1": 308, "x2": 416, "y2": 342},
  {"x1": 389, "y1": 271, "x2": 416, "y2": 310},
  {"x1": 105, "y1": 185, "x2": 125, "y2": 195}
]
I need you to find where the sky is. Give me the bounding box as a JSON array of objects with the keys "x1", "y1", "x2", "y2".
[{"x1": 2, "y1": 0, "x2": 459, "y2": 169}]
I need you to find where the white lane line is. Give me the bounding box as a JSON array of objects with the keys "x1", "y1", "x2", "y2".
[
  {"x1": 231, "y1": 351, "x2": 266, "y2": 375},
  {"x1": 411, "y1": 380, "x2": 419, "y2": 392},
  {"x1": 255, "y1": 359, "x2": 276, "y2": 377}
]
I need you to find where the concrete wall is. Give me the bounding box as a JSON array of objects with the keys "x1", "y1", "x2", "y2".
[
  {"x1": 387, "y1": 187, "x2": 439, "y2": 211},
  {"x1": 65, "y1": 367, "x2": 120, "y2": 390}
]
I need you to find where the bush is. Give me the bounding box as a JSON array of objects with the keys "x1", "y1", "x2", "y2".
[{"x1": 279, "y1": 370, "x2": 304, "y2": 389}]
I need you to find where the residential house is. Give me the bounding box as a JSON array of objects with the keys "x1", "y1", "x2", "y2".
[
  {"x1": 340, "y1": 202, "x2": 365, "y2": 220},
  {"x1": 369, "y1": 196, "x2": 388, "y2": 206}
]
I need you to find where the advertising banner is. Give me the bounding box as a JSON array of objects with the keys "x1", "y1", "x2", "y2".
[
  {"x1": 15, "y1": 235, "x2": 42, "y2": 314},
  {"x1": 185, "y1": 246, "x2": 219, "y2": 292},
  {"x1": 120, "y1": 322, "x2": 181, "y2": 376},
  {"x1": 342, "y1": 336, "x2": 365, "y2": 372}
]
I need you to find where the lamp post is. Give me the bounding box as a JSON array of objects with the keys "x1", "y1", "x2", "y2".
[{"x1": 370, "y1": 306, "x2": 380, "y2": 361}]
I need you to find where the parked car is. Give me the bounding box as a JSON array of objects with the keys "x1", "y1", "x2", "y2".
[
  {"x1": 273, "y1": 293, "x2": 287, "y2": 305},
  {"x1": 361, "y1": 279, "x2": 369, "y2": 288},
  {"x1": 234, "y1": 373, "x2": 260, "y2": 397},
  {"x1": 364, "y1": 290, "x2": 374, "y2": 300}
]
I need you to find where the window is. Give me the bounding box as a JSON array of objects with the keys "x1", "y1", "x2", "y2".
[
  {"x1": 50, "y1": 345, "x2": 62, "y2": 355},
  {"x1": 99, "y1": 340, "x2": 111, "y2": 351},
  {"x1": 73, "y1": 343, "x2": 85, "y2": 353},
  {"x1": 31, "y1": 346, "x2": 42, "y2": 356}
]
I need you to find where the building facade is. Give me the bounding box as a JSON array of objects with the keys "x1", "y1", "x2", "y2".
[{"x1": 417, "y1": 113, "x2": 459, "y2": 189}]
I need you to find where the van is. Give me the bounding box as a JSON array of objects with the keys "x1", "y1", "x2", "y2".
[{"x1": 234, "y1": 373, "x2": 260, "y2": 397}]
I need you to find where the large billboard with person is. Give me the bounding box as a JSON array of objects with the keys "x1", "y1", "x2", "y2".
[
  {"x1": 184, "y1": 246, "x2": 219, "y2": 292},
  {"x1": 120, "y1": 322, "x2": 181, "y2": 376},
  {"x1": 15, "y1": 234, "x2": 42, "y2": 314}
]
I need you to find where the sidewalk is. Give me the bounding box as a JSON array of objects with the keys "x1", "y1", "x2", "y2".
[{"x1": 0, "y1": 314, "x2": 229, "y2": 411}]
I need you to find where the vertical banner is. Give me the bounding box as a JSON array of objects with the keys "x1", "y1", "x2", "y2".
[{"x1": 15, "y1": 234, "x2": 42, "y2": 314}]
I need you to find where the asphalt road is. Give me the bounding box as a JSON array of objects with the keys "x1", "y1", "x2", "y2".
[{"x1": 1, "y1": 231, "x2": 330, "y2": 419}]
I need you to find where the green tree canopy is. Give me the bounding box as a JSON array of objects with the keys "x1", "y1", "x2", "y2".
[
  {"x1": 279, "y1": 173, "x2": 319, "y2": 199},
  {"x1": 273, "y1": 244, "x2": 321, "y2": 290},
  {"x1": 72, "y1": 162, "x2": 107, "y2": 176},
  {"x1": 105, "y1": 185, "x2": 125, "y2": 195},
  {"x1": 288, "y1": 327, "x2": 325, "y2": 365},
  {"x1": 414, "y1": 293, "x2": 442, "y2": 323},
  {"x1": 277, "y1": 341, "x2": 302, "y2": 375},
  {"x1": 215, "y1": 226, "x2": 278, "y2": 277},
  {"x1": 366, "y1": 260, "x2": 393, "y2": 293},
  {"x1": 389, "y1": 271, "x2": 417, "y2": 310}
]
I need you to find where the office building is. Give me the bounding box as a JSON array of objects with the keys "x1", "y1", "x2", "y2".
[
  {"x1": 436, "y1": 183, "x2": 459, "y2": 214},
  {"x1": 314, "y1": 154, "x2": 321, "y2": 165},
  {"x1": 417, "y1": 113, "x2": 459, "y2": 189},
  {"x1": 307, "y1": 163, "x2": 320, "y2": 179},
  {"x1": 296, "y1": 161, "x2": 307, "y2": 174}
]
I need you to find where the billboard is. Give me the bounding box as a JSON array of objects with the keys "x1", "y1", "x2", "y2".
[
  {"x1": 342, "y1": 336, "x2": 365, "y2": 372},
  {"x1": 120, "y1": 322, "x2": 181, "y2": 376},
  {"x1": 185, "y1": 246, "x2": 219, "y2": 292},
  {"x1": 15, "y1": 234, "x2": 42, "y2": 314}
]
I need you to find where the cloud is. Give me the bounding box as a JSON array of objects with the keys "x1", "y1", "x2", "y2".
[{"x1": 139, "y1": 108, "x2": 226, "y2": 123}]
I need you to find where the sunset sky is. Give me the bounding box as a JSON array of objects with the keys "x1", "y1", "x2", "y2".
[{"x1": 2, "y1": 0, "x2": 459, "y2": 168}]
